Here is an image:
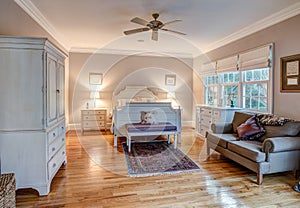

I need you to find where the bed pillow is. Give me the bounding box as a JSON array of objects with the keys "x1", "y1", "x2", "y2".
[
  {"x1": 140, "y1": 111, "x2": 157, "y2": 124},
  {"x1": 237, "y1": 115, "x2": 265, "y2": 140}
]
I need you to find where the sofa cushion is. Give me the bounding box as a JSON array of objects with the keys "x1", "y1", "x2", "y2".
[
  {"x1": 232, "y1": 112, "x2": 253, "y2": 133},
  {"x1": 258, "y1": 121, "x2": 300, "y2": 142},
  {"x1": 237, "y1": 115, "x2": 265, "y2": 140},
  {"x1": 206, "y1": 133, "x2": 238, "y2": 148},
  {"x1": 228, "y1": 140, "x2": 266, "y2": 162}
]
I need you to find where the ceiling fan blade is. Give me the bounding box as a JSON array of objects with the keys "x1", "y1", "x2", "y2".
[
  {"x1": 161, "y1": 19, "x2": 182, "y2": 27},
  {"x1": 152, "y1": 30, "x2": 158, "y2": 41},
  {"x1": 161, "y1": 28, "x2": 186, "y2": 35},
  {"x1": 124, "y1": 27, "x2": 150, "y2": 35},
  {"x1": 131, "y1": 17, "x2": 150, "y2": 26}
]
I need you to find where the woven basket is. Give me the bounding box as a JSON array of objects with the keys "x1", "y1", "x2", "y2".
[{"x1": 0, "y1": 173, "x2": 16, "y2": 208}]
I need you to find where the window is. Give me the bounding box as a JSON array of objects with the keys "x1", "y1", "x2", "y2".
[
  {"x1": 204, "y1": 75, "x2": 218, "y2": 105},
  {"x1": 242, "y1": 68, "x2": 269, "y2": 111},
  {"x1": 219, "y1": 72, "x2": 239, "y2": 107}
]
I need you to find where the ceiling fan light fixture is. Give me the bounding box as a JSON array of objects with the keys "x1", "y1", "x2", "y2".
[{"x1": 123, "y1": 13, "x2": 186, "y2": 41}]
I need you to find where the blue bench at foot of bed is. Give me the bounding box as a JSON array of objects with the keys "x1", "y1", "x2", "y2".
[{"x1": 125, "y1": 122, "x2": 178, "y2": 152}]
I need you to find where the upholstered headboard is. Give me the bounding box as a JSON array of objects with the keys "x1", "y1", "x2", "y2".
[{"x1": 112, "y1": 86, "x2": 159, "y2": 109}]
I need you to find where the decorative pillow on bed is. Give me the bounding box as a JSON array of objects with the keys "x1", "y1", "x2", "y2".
[
  {"x1": 237, "y1": 115, "x2": 265, "y2": 140},
  {"x1": 140, "y1": 111, "x2": 157, "y2": 124}
]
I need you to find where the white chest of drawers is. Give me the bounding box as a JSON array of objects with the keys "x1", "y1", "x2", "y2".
[
  {"x1": 81, "y1": 109, "x2": 107, "y2": 134},
  {"x1": 195, "y1": 105, "x2": 241, "y2": 138}
]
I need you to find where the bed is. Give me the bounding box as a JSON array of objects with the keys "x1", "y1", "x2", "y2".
[{"x1": 112, "y1": 86, "x2": 182, "y2": 150}]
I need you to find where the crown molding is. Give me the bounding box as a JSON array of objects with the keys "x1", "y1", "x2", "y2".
[
  {"x1": 14, "y1": 0, "x2": 71, "y2": 50},
  {"x1": 70, "y1": 47, "x2": 193, "y2": 58},
  {"x1": 15, "y1": 0, "x2": 300, "y2": 55},
  {"x1": 203, "y1": 1, "x2": 300, "y2": 53}
]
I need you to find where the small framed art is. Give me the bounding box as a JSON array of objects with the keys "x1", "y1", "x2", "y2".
[
  {"x1": 280, "y1": 54, "x2": 300, "y2": 92},
  {"x1": 89, "y1": 73, "x2": 103, "y2": 85},
  {"x1": 165, "y1": 74, "x2": 176, "y2": 86}
]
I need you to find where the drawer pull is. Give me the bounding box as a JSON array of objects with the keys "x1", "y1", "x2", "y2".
[
  {"x1": 61, "y1": 126, "x2": 64, "y2": 130},
  {"x1": 53, "y1": 163, "x2": 56, "y2": 168},
  {"x1": 62, "y1": 138, "x2": 65, "y2": 142},
  {"x1": 53, "y1": 132, "x2": 56, "y2": 137},
  {"x1": 62, "y1": 151, "x2": 65, "y2": 155},
  {"x1": 52, "y1": 147, "x2": 56, "y2": 152}
]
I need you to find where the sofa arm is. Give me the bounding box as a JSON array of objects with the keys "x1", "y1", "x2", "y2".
[
  {"x1": 211, "y1": 122, "x2": 233, "y2": 134},
  {"x1": 262, "y1": 137, "x2": 300, "y2": 153}
]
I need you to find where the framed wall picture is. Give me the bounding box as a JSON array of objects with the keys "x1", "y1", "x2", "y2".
[
  {"x1": 89, "y1": 73, "x2": 103, "y2": 85},
  {"x1": 280, "y1": 54, "x2": 300, "y2": 92},
  {"x1": 165, "y1": 74, "x2": 176, "y2": 86}
]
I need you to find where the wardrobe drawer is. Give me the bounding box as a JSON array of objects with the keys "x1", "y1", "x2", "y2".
[
  {"x1": 48, "y1": 135, "x2": 65, "y2": 159},
  {"x1": 48, "y1": 145, "x2": 66, "y2": 179},
  {"x1": 47, "y1": 127, "x2": 59, "y2": 144},
  {"x1": 58, "y1": 122, "x2": 66, "y2": 135}
]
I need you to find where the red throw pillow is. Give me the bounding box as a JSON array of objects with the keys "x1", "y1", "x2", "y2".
[{"x1": 237, "y1": 115, "x2": 265, "y2": 140}]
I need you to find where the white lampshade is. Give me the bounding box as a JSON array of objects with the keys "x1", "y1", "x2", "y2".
[{"x1": 90, "y1": 91, "x2": 100, "y2": 99}]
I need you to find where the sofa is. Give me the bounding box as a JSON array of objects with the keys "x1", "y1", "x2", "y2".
[{"x1": 206, "y1": 111, "x2": 300, "y2": 184}]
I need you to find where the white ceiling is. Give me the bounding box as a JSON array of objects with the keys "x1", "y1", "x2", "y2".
[{"x1": 15, "y1": 0, "x2": 300, "y2": 56}]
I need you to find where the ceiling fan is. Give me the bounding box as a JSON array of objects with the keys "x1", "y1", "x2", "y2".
[{"x1": 123, "y1": 13, "x2": 186, "y2": 41}]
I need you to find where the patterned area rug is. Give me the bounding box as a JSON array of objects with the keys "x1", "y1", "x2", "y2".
[{"x1": 122, "y1": 141, "x2": 200, "y2": 177}]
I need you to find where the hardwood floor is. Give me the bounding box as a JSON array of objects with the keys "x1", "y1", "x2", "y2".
[{"x1": 16, "y1": 128, "x2": 299, "y2": 207}]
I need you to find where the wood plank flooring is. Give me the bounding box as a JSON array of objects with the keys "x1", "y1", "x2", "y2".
[{"x1": 16, "y1": 128, "x2": 300, "y2": 207}]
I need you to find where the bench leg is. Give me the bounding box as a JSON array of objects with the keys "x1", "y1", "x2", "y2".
[
  {"x1": 167, "y1": 135, "x2": 171, "y2": 144},
  {"x1": 178, "y1": 133, "x2": 181, "y2": 144},
  {"x1": 174, "y1": 134, "x2": 177, "y2": 149},
  {"x1": 114, "y1": 134, "x2": 118, "y2": 147},
  {"x1": 128, "y1": 136, "x2": 131, "y2": 152}
]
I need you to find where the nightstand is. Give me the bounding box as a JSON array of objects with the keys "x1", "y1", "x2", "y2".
[{"x1": 81, "y1": 109, "x2": 107, "y2": 134}]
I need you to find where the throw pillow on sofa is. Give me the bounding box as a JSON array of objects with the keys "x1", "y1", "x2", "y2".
[
  {"x1": 258, "y1": 121, "x2": 300, "y2": 142},
  {"x1": 232, "y1": 112, "x2": 254, "y2": 133},
  {"x1": 237, "y1": 115, "x2": 265, "y2": 140}
]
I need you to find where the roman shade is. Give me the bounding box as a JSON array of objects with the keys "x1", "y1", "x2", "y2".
[
  {"x1": 217, "y1": 55, "x2": 238, "y2": 73},
  {"x1": 200, "y1": 61, "x2": 217, "y2": 77},
  {"x1": 238, "y1": 44, "x2": 272, "y2": 71}
]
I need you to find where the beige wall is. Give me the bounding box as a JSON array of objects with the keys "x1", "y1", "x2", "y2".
[
  {"x1": 2, "y1": 0, "x2": 300, "y2": 123},
  {"x1": 195, "y1": 14, "x2": 300, "y2": 120},
  {"x1": 0, "y1": 0, "x2": 70, "y2": 124},
  {"x1": 69, "y1": 52, "x2": 195, "y2": 127}
]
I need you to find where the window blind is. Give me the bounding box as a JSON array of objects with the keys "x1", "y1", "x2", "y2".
[
  {"x1": 217, "y1": 55, "x2": 238, "y2": 73},
  {"x1": 200, "y1": 62, "x2": 217, "y2": 76},
  {"x1": 238, "y1": 44, "x2": 272, "y2": 71}
]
